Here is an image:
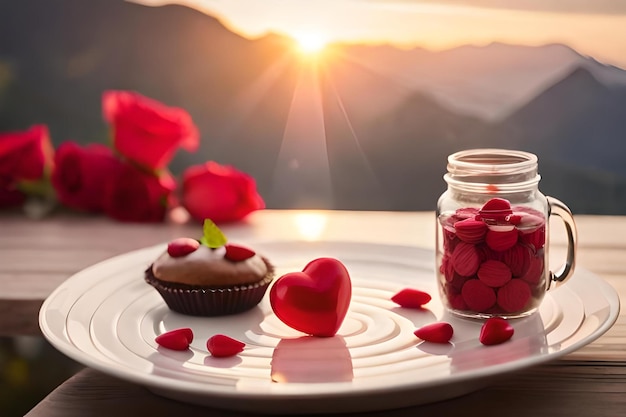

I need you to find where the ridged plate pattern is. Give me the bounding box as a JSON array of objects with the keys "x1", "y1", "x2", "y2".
[{"x1": 40, "y1": 241, "x2": 619, "y2": 414}]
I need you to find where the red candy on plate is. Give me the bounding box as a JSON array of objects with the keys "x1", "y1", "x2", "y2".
[
  {"x1": 207, "y1": 334, "x2": 245, "y2": 357},
  {"x1": 155, "y1": 328, "x2": 194, "y2": 350},
  {"x1": 391, "y1": 288, "x2": 432, "y2": 308},
  {"x1": 414, "y1": 322, "x2": 454, "y2": 344},
  {"x1": 270, "y1": 258, "x2": 352, "y2": 337},
  {"x1": 479, "y1": 318, "x2": 514, "y2": 345}
]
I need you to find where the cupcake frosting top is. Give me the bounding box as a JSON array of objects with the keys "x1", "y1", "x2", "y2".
[{"x1": 152, "y1": 245, "x2": 271, "y2": 286}]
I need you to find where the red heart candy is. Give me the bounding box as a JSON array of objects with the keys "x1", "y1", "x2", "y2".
[
  {"x1": 479, "y1": 317, "x2": 514, "y2": 345},
  {"x1": 206, "y1": 334, "x2": 245, "y2": 357},
  {"x1": 506, "y1": 213, "x2": 523, "y2": 225},
  {"x1": 451, "y1": 242, "x2": 481, "y2": 277},
  {"x1": 414, "y1": 322, "x2": 454, "y2": 344},
  {"x1": 454, "y1": 207, "x2": 479, "y2": 221},
  {"x1": 485, "y1": 229, "x2": 518, "y2": 252},
  {"x1": 497, "y1": 279, "x2": 532, "y2": 313},
  {"x1": 479, "y1": 198, "x2": 513, "y2": 222},
  {"x1": 516, "y1": 212, "x2": 545, "y2": 231},
  {"x1": 270, "y1": 258, "x2": 352, "y2": 337},
  {"x1": 520, "y1": 225, "x2": 546, "y2": 250},
  {"x1": 520, "y1": 256, "x2": 545, "y2": 285},
  {"x1": 167, "y1": 238, "x2": 200, "y2": 258},
  {"x1": 454, "y1": 218, "x2": 488, "y2": 244},
  {"x1": 461, "y1": 279, "x2": 496, "y2": 312},
  {"x1": 155, "y1": 328, "x2": 193, "y2": 350},
  {"x1": 448, "y1": 293, "x2": 468, "y2": 310},
  {"x1": 502, "y1": 244, "x2": 533, "y2": 277},
  {"x1": 391, "y1": 288, "x2": 432, "y2": 308},
  {"x1": 224, "y1": 243, "x2": 256, "y2": 262},
  {"x1": 477, "y1": 260, "x2": 512, "y2": 288}
]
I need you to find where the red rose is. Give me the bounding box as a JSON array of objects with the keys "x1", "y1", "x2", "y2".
[
  {"x1": 102, "y1": 90, "x2": 199, "y2": 171},
  {"x1": 0, "y1": 125, "x2": 54, "y2": 207},
  {"x1": 51, "y1": 142, "x2": 121, "y2": 212},
  {"x1": 103, "y1": 161, "x2": 176, "y2": 222},
  {"x1": 182, "y1": 161, "x2": 264, "y2": 223}
]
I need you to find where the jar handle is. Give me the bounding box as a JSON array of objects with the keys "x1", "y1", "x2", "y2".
[{"x1": 547, "y1": 196, "x2": 578, "y2": 288}]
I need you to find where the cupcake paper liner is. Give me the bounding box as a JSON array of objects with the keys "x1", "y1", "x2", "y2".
[{"x1": 145, "y1": 266, "x2": 274, "y2": 316}]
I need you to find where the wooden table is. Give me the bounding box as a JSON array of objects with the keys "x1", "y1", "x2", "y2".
[{"x1": 1, "y1": 210, "x2": 624, "y2": 416}]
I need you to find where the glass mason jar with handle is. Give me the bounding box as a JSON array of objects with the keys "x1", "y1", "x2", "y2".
[{"x1": 436, "y1": 149, "x2": 577, "y2": 319}]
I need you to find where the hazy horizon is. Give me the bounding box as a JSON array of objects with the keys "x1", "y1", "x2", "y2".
[
  {"x1": 3, "y1": 0, "x2": 626, "y2": 215},
  {"x1": 134, "y1": 0, "x2": 626, "y2": 69}
]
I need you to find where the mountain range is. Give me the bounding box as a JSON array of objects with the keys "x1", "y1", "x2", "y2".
[
  {"x1": 1, "y1": 0, "x2": 626, "y2": 214},
  {"x1": 345, "y1": 41, "x2": 626, "y2": 120}
]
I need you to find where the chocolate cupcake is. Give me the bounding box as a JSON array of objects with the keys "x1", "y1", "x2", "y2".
[{"x1": 145, "y1": 220, "x2": 274, "y2": 316}]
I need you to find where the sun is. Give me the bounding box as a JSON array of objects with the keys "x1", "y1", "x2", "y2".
[{"x1": 293, "y1": 32, "x2": 329, "y2": 56}]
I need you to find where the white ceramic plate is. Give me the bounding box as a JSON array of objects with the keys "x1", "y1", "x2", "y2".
[{"x1": 40, "y1": 241, "x2": 619, "y2": 414}]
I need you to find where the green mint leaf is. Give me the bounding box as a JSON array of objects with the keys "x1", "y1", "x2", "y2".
[{"x1": 201, "y1": 219, "x2": 227, "y2": 248}]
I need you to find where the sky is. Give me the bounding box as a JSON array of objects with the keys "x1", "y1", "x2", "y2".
[{"x1": 135, "y1": 0, "x2": 626, "y2": 68}]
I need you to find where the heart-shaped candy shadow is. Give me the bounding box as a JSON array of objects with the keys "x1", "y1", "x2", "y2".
[
  {"x1": 271, "y1": 336, "x2": 353, "y2": 383},
  {"x1": 270, "y1": 258, "x2": 351, "y2": 337}
]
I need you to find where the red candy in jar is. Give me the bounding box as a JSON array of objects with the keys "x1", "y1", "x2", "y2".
[{"x1": 436, "y1": 149, "x2": 577, "y2": 319}]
